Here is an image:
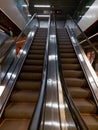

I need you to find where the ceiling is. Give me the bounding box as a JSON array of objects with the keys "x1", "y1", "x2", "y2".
[{"x1": 29, "y1": 0, "x2": 83, "y2": 20}]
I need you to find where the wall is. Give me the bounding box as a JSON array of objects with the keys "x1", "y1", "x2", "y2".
[
  {"x1": 78, "y1": 0, "x2": 98, "y2": 31},
  {"x1": 0, "y1": 0, "x2": 26, "y2": 30}
]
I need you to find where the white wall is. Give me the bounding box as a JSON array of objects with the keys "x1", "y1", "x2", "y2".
[
  {"x1": 78, "y1": 0, "x2": 98, "y2": 31},
  {"x1": 0, "y1": 0, "x2": 26, "y2": 30}
]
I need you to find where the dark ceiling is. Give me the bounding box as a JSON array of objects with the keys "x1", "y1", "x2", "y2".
[{"x1": 29, "y1": 0, "x2": 82, "y2": 20}]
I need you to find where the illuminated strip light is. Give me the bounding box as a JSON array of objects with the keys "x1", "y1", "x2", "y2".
[
  {"x1": 37, "y1": 15, "x2": 50, "y2": 18},
  {"x1": 34, "y1": 5, "x2": 50, "y2": 8}
]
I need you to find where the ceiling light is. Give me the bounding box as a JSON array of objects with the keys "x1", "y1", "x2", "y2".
[
  {"x1": 34, "y1": 5, "x2": 50, "y2": 8},
  {"x1": 37, "y1": 15, "x2": 50, "y2": 18}
]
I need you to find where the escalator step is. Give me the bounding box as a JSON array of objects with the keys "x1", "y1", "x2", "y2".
[
  {"x1": 22, "y1": 65, "x2": 43, "y2": 72},
  {"x1": 68, "y1": 87, "x2": 90, "y2": 98},
  {"x1": 11, "y1": 90, "x2": 39, "y2": 102},
  {"x1": 4, "y1": 103, "x2": 35, "y2": 118},
  {"x1": 82, "y1": 115, "x2": 98, "y2": 130},
  {"x1": 29, "y1": 49, "x2": 45, "y2": 54},
  {"x1": 60, "y1": 53, "x2": 76, "y2": 58},
  {"x1": 25, "y1": 59, "x2": 43, "y2": 65},
  {"x1": 62, "y1": 64, "x2": 81, "y2": 70},
  {"x1": 19, "y1": 72, "x2": 42, "y2": 80},
  {"x1": 65, "y1": 78, "x2": 87, "y2": 87},
  {"x1": 0, "y1": 119, "x2": 30, "y2": 130},
  {"x1": 73, "y1": 99, "x2": 97, "y2": 113},
  {"x1": 15, "y1": 81, "x2": 41, "y2": 90},
  {"x1": 27, "y1": 54, "x2": 44, "y2": 59},
  {"x1": 61, "y1": 58, "x2": 79, "y2": 64},
  {"x1": 63, "y1": 70, "x2": 83, "y2": 78},
  {"x1": 59, "y1": 48, "x2": 74, "y2": 53}
]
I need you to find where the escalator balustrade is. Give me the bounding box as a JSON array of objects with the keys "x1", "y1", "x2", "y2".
[
  {"x1": 0, "y1": 28, "x2": 47, "y2": 130},
  {"x1": 57, "y1": 28, "x2": 98, "y2": 130}
]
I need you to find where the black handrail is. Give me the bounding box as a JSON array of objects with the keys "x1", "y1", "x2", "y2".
[{"x1": 28, "y1": 15, "x2": 51, "y2": 130}]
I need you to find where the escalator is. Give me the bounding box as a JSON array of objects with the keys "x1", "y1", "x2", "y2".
[
  {"x1": 0, "y1": 28, "x2": 47, "y2": 130},
  {"x1": 57, "y1": 28, "x2": 98, "y2": 130}
]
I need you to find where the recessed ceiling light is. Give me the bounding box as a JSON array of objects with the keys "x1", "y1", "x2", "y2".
[{"x1": 34, "y1": 5, "x2": 50, "y2": 8}]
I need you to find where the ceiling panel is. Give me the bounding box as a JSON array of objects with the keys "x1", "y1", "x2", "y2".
[{"x1": 29, "y1": 0, "x2": 82, "y2": 20}]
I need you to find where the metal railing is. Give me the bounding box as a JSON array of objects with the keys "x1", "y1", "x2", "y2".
[
  {"x1": 66, "y1": 15, "x2": 98, "y2": 54},
  {"x1": 66, "y1": 17, "x2": 98, "y2": 110}
]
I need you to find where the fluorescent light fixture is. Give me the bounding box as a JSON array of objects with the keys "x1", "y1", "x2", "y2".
[
  {"x1": 37, "y1": 15, "x2": 50, "y2": 18},
  {"x1": 34, "y1": 5, "x2": 50, "y2": 8}
]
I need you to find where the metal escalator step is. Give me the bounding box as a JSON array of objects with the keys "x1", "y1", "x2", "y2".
[
  {"x1": 65, "y1": 78, "x2": 87, "y2": 87},
  {"x1": 63, "y1": 70, "x2": 83, "y2": 78},
  {"x1": 15, "y1": 81, "x2": 41, "y2": 90},
  {"x1": 27, "y1": 54, "x2": 44, "y2": 59},
  {"x1": 68, "y1": 87, "x2": 90, "y2": 98},
  {"x1": 4, "y1": 103, "x2": 35, "y2": 118},
  {"x1": 82, "y1": 114, "x2": 98, "y2": 130},
  {"x1": 0, "y1": 119, "x2": 30, "y2": 130},
  {"x1": 31, "y1": 45, "x2": 45, "y2": 49},
  {"x1": 73, "y1": 99, "x2": 97, "y2": 113},
  {"x1": 11, "y1": 90, "x2": 39, "y2": 102},
  {"x1": 62, "y1": 64, "x2": 81, "y2": 70},
  {"x1": 60, "y1": 53, "x2": 76, "y2": 58},
  {"x1": 59, "y1": 48, "x2": 74, "y2": 53},
  {"x1": 25, "y1": 59, "x2": 43, "y2": 65},
  {"x1": 22, "y1": 65, "x2": 43, "y2": 72},
  {"x1": 33, "y1": 39, "x2": 46, "y2": 43},
  {"x1": 19, "y1": 72, "x2": 42, "y2": 80},
  {"x1": 29, "y1": 49, "x2": 45, "y2": 54},
  {"x1": 61, "y1": 58, "x2": 79, "y2": 64},
  {"x1": 59, "y1": 45, "x2": 73, "y2": 49}
]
